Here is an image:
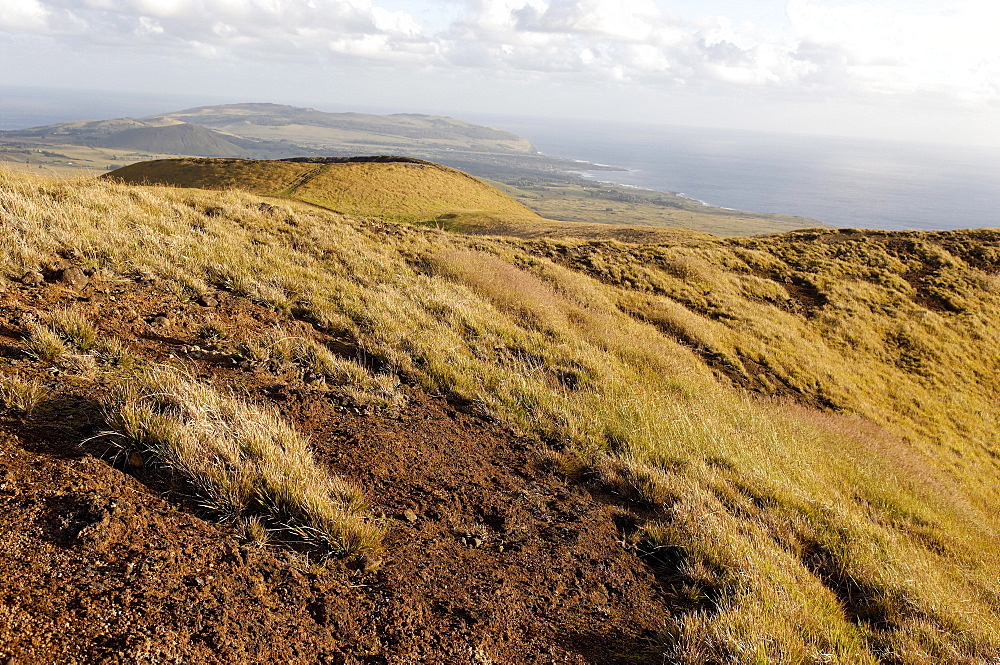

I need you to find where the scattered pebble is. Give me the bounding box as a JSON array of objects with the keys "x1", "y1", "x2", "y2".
[
  {"x1": 58, "y1": 267, "x2": 89, "y2": 289},
  {"x1": 20, "y1": 270, "x2": 44, "y2": 286}
]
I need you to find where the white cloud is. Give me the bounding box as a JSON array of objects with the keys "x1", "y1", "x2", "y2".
[
  {"x1": 0, "y1": 0, "x2": 50, "y2": 31},
  {"x1": 786, "y1": 0, "x2": 1000, "y2": 101},
  {"x1": 1, "y1": 0, "x2": 429, "y2": 56},
  {"x1": 1, "y1": 0, "x2": 999, "y2": 108}
]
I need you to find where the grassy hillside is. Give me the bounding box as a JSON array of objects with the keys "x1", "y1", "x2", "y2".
[
  {"x1": 2, "y1": 169, "x2": 999, "y2": 662},
  {"x1": 107, "y1": 156, "x2": 541, "y2": 224}
]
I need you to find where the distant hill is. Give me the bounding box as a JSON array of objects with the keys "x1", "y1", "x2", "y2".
[
  {"x1": 157, "y1": 103, "x2": 537, "y2": 154},
  {"x1": 106, "y1": 156, "x2": 541, "y2": 224},
  {"x1": 2, "y1": 103, "x2": 537, "y2": 160},
  {"x1": 89, "y1": 123, "x2": 250, "y2": 157},
  {"x1": 2, "y1": 116, "x2": 305, "y2": 158}
]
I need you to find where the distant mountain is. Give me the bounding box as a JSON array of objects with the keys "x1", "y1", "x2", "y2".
[
  {"x1": 1, "y1": 116, "x2": 304, "y2": 158},
  {"x1": 156, "y1": 103, "x2": 537, "y2": 154},
  {"x1": 1, "y1": 103, "x2": 538, "y2": 161}
]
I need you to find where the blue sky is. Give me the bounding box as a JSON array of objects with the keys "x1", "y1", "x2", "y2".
[{"x1": 1, "y1": 1, "x2": 998, "y2": 145}]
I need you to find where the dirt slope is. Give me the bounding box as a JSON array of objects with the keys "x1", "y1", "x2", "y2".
[{"x1": 0, "y1": 268, "x2": 668, "y2": 664}]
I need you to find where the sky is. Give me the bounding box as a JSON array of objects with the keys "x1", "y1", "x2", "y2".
[{"x1": 1, "y1": 0, "x2": 999, "y2": 145}]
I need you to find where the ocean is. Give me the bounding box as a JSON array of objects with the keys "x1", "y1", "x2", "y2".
[{"x1": 480, "y1": 116, "x2": 1000, "y2": 231}]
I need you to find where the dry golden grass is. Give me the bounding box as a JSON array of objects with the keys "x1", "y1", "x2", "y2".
[
  {"x1": 46, "y1": 308, "x2": 98, "y2": 351},
  {"x1": 103, "y1": 366, "x2": 381, "y2": 554},
  {"x1": 21, "y1": 308, "x2": 133, "y2": 375},
  {"x1": 0, "y1": 373, "x2": 50, "y2": 414},
  {"x1": 236, "y1": 325, "x2": 370, "y2": 385},
  {"x1": 3, "y1": 168, "x2": 1000, "y2": 661},
  {"x1": 23, "y1": 323, "x2": 69, "y2": 363}
]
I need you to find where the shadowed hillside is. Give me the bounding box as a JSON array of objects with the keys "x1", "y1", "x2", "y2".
[{"x1": 2, "y1": 168, "x2": 999, "y2": 663}]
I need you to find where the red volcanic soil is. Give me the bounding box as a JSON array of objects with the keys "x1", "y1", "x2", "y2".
[{"x1": 0, "y1": 267, "x2": 671, "y2": 664}]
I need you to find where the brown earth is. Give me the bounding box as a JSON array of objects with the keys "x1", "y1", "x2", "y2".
[{"x1": 0, "y1": 266, "x2": 673, "y2": 664}]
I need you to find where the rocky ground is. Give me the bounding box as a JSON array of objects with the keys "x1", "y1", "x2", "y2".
[{"x1": 0, "y1": 265, "x2": 672, "y2": 664}]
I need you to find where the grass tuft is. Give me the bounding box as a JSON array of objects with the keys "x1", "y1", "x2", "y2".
[
  {"x1": 47, "y1": 308, "x2": 98, "y2": 351},
  {"x1": 94, "y1": 337, "x2": 138, "y2": 369},
  {"x1": 0, "y1": 374, "x2": 50, "y2": 414},
  {"x1": 101, "y1": 366, "x2": 381, "y2": 555},
  {"x1": 23, "y1": 323, "x2": 69, "y2": 363}
]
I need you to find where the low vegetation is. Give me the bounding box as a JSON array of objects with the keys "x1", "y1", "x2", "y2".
[
  {"x1": 0, "y1": 374, "x2": 49, "y2": 414},
  {"x1": 103, "y1": 366, "x2": 381, "y2": 554},
  {"x1": 2, "y1": 167, "x2": 999, "y2": 662}
]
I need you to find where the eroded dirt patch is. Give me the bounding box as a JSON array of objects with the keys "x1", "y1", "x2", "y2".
[{"x1": 0, "y1": 273, "x2": 668, "y2": 664}]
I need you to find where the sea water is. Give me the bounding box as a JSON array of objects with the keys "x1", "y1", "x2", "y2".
[{"x1": 485, "y1": 117, "x2": 1000, "y2": 231}]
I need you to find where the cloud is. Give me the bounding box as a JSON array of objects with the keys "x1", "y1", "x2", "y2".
[
  {"x1": 1, "y1": 0, "x2": 430, "y2": 60},
  {"x1": 1, "y1": 0, "x2": 998, "y2": 106},
  {"x1": 785, "y1": 0, "x2": 1000, "y2": 101}
]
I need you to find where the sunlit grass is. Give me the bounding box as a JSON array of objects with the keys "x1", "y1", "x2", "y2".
[
  {"x1": 0, "y1": 373, "x2": 50, "y2": 414},
  {"x1": 2, "y1": 168, "x2": 1000, "y2": 660},
  {"x1": 102, "y1": 366, "x2": 381, "y2": 554}
]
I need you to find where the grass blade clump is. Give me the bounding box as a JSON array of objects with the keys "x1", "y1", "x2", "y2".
[
  {"x1": 47, "y1": 308, "x2": 98, "y2": 351},
  {"x1": 237, "y1": 326, "x2": 369, "y2": 383},
  {"x1": 23, "y1": 323, "x2": 69, "y2": 363},
  {"x1": 22, "y1": 308, "x2": 100, "y2": 362},
  {"x1": 102, "y1": 367, "x2": 381, "y2": 554},
  {"x1": 0, "y1": 373, "x2": 50, "y2": 414}
]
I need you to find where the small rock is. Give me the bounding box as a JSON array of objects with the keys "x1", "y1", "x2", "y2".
[
  {"x1": 471, "y1": 537, "x2": 483, "y2": 548},
  {"x1": 58, "y1": 267, "x2": 89, "y2": 288},
  {"x1": 151, "y1": 315, "x2": 170, "y2": 327},
  {"x1": 20, "y1": 270, "x2": 44, "y2": 286},
  {"x1": 196, "y1": 294, "x2": 218, "y2": 308},
  {"x1": 350, "y1": 553, "x2": 383, "y2": 573},
  {"x1": 403, "y1": 509, "x2": 418, "y2": 523},
  {"x1": 361, "y1": 556, "x2": 383, "y2": 573}
]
